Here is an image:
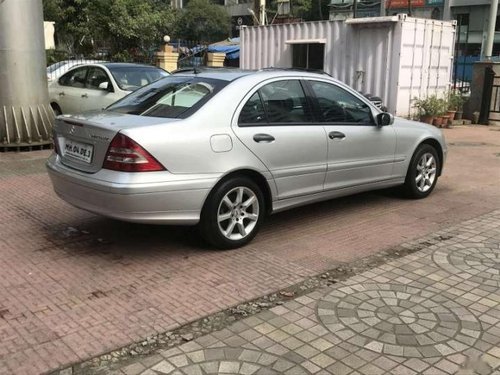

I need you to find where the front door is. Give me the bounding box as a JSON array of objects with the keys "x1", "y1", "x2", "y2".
[
  {"x1": 232, "y1": 79, "x2": 327, "y2": 200},
  {"x1": 305, "y1": 79, "x2": 396, "y2": 191},
  {"x1": 80, "y1": 67, "x2": 122, "y2": 112}
]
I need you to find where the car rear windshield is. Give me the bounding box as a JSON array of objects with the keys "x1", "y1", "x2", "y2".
[
  {"x1": 108, "y1": 66, "x2": 169, "y2": 91},
  {"x1": 106, "y1": 76, "x2": 228, "y2": 119}
]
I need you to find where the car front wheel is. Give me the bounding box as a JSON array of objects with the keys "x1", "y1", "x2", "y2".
[
  {"x1": 403, "y1": 144, "x2": 440, "y2": 199},
  {"x1": 200, "y1": 177, "x2": 265, "y2": 249}
]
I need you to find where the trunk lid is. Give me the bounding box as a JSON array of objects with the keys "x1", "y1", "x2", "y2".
[{"x1": 53, "y1": 111, "x2": 179, "y2": 173}]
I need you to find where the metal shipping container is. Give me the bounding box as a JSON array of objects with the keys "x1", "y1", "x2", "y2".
[{"x1": 240, "y1": 14, "x2": 456, "y2": 118}]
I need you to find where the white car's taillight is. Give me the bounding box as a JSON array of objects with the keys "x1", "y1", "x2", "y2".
[{"x1": 103, "y1": 133, "x2": 165, "y2": 172}]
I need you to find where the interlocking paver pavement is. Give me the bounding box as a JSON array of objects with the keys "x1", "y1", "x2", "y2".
[
  {"x1": 119, "y1": 210, "x2": 500, "y2": 375},
  {"x1": 0, "y1": 126, "x2": 499, "y2": 374}
]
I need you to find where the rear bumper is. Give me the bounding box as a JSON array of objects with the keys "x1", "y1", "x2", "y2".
[{"x1": 46, "y1": 154, "x2": 218, "y2": 225}]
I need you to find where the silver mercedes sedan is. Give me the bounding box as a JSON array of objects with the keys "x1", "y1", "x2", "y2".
[{"x1": 47, "y1": 70, "x2": 447, "y2": 249}]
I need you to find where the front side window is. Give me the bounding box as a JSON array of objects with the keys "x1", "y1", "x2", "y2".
[
  {"x1": 86, "y1": 67, "x2": 111, "y2": 90},
  {"x1": 308, "y1": 81, "x2": 373, "y2": 124},
  {"x1": 107, "y1": 76, "x2": 227, "y2": 119},
  {"x1": 58, "y1": 67, "x2": 88, "y2": 88}
]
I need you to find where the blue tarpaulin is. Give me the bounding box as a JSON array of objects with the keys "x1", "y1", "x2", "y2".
[{"x1": 208, "y1": 38, "x2": 240, "y2": 60}]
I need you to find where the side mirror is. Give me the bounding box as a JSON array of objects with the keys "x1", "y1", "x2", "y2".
[
  {"x1": 376, "y1": 112, "x2": 394, "y2": 127},
  {"x1": 98, "y1": 81, "x2": 112, "y2": 92}
]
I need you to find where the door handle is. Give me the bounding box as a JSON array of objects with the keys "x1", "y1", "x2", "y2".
[
  {"x1": 328, "y1": 131, "x2": 346, "y2": 140},
  {"x1": 253, "y1": 133, "x2": 275, "y2": 143},
  {"x1": 81, "y1": 93, "x2": 88, "y2": 98},
  {"x1": 58, "y1": 92, "x2": 65, "y2": 96}
]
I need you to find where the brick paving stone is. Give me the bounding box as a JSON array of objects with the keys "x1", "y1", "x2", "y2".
[{"x1": 3, "y1": 128, "x2": 500, "y2": 374}]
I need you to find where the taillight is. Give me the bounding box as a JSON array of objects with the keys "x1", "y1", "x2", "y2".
[{"x1": 103, "y1": 133, "x2": 165, "y2": 172}]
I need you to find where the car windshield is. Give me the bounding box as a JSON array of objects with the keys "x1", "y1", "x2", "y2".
[
  {"x1": 107, "y1": 66, "x2": 169, "y2": 91},
  {"x1": 106, "y1": 76, "x2": 227, "y2": 119}
]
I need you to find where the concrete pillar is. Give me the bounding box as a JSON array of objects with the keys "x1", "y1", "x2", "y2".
[
  {"x1": 206, "y1": 52, "x2": 226, "y2": 68},
  {"x1": 155, "y1": 43, "x2": 179, "y2": 73},
  {"x1": 483, "y1": 0, "x2": 499, "y2": 61},
  {"x1": 0, "y1": 0, "x2": 53, "y2": 148}
]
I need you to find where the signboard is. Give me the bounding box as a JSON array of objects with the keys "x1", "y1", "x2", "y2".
[
  {"x1": 426, "y1": 0, "x2": 444, "y2": 4},
  {"x1": 386, "y1": 0, "x2": 425, "y2": 8}
]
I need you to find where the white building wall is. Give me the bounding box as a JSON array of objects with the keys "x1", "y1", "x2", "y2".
[
  {"x1": 240, "y1": 15, "x2": 455, "y2": 117},
  {"x1": 44, "y1": 21, "x2": 55, "y2": 50}
]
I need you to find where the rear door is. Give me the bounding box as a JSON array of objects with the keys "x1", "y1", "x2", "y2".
[
  {"x1": 305, "y1": 79, "x2": 396, "y2": 191},
  {"x1": 56, "y1": 67, "x2": 89, "y2": 114},
  {"x1": 232, "y1": 78, "x2": 327, "y2": 200}
]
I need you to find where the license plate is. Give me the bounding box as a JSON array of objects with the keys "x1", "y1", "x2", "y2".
[{"x1": 63, "y1": 139, "x2": 93, "y2": 163}]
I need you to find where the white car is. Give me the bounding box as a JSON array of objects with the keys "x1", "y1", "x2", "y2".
[{"x1": 48, "y1": 62, "x2": 169, "y2": 115}]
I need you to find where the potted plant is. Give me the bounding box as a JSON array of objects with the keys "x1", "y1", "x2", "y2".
[
  {"x1": 413, "y1": 95, "x2": 441, "y2": 124},
  {"x1": 448, "y1": 90, "x2": 466, "y2": 121}
]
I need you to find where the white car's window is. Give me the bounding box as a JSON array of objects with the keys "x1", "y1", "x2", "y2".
[
  {"x1": 259, "y1": 80, "x2": 311, "y2": 123},
  {"x1": 58, "y1": 67, "x2": 88, "y2": 88},
  {"x1": 308, "y1": 81, "x2": 373, "y2": 124},
  {"x1": 238, "y1": 80, "x2": 312, "y2": 126},
  {"x1": 108, "y1": 66, "x2": 169, "y2": 91},
  {"x1": 86, "y1": 68, "x2": 111, "y2": 90},
  {"x1": 239, "y1": 92, "x2": 267, "y2": 125}
]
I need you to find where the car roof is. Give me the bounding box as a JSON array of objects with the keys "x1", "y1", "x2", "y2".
[
  {"x1": 101, "y1": 62, "x2": 162, "y2": 69},
  {"x1": 171, "y1": 67, "x2": 336, "y2": 83}
]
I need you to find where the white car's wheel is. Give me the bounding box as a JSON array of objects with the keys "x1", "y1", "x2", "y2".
[
  {"x1": 403, "y1": 144, "x2": 440, "y2": 199},
  {"x1": 200, "y1": 177, "x2": 265, "y2": 249}
]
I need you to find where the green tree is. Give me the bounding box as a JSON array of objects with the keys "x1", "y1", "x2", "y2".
[
  {"x1": 173, "y1": 0, "x2": 230, "y2": 42},
  {"x1": 43, "y1": 0, "x2": 175, "y2": 59}
]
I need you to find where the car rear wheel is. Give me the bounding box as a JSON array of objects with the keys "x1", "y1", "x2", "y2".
[
  {"x1": 51, "y1": 103, "x2": 62, "y2": 116},
  {"x1": 200, "y1": 177, "x2": 265, "y2": 249},
  {"x1": 402, "y1": 144, "x2": 439, "y2": 199}
]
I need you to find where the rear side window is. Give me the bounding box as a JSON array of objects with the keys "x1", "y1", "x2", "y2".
[
  {"x1": 107, "y1": 76, "x2": 228, "y2": 119},
  {"x1": 238, "y1": 79, "x2": 312, "y2": 126}
]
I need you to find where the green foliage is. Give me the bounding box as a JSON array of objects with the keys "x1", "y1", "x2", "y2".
[
  {"x1": 447, "y1": 90, "x2": 466, "y2": 111},
  {"x1": 45, "y1": 49, "x2": 70, "y2": 66},
  {"x1": 43, "y1": 0, "x2": 175, "y2": 58},
  {"x1": 173, "y1": 0, "x2": 230, "y2": 42},
  {"x1": 413, "y1": 94, "x2": 446, "y2": 117}
]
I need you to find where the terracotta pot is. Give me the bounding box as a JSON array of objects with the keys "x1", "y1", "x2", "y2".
[
  {"x1": 432, "y1": 117, "x2": 444, "y2": 127},
  {"x1": 420, "y1": 115, "x2": 434, "y2": 124},
  {"x1": 446, "y1": 110, "x2": 456, "y2": 120},
  {"x1": 441, "y1": 115, "x2": 451, "y2": 128}
]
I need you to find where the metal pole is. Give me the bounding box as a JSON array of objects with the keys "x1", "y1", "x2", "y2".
[
  {"x1": 353, "y1": 0, "x2": 357, "y2": 18},
  {"x1": 407, "y1": 0, "x2": 412, "y2": 16},
  {"x1": 483, "y1": 0, "x2": 499, "y2": 61},
  {"x1": 380, "y1": 0, "x2": 386, "y2": 17},
  {"x1": 259, "y1": 0, "x2": 266, "y2": 25},
  {"x1": 443, "y1": 0, "x2": 451, "y2": 21}
]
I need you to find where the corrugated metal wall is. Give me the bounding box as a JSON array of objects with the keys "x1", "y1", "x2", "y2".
[{"x1": 240, "y1": 15, "x2": 455, "y2": 117}]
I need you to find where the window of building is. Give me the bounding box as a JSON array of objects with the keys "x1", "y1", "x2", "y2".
[{"x1": 292, "y1": 43, "x2": 325, "y2": 70}]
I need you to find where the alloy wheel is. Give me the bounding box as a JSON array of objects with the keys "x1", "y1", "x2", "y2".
[
  {"x1": 217, "y1": 186, "x2": 260, "y2": 240},
  {"x1": 415, "y1": 152, "x2": 437, "y2": 193}
]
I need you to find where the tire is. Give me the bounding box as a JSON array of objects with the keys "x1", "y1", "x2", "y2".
[
  {"x1": 402, "y1": 144, "x2": 440, "y2": 199},
  {"x1": 200, "y1": 177, "x2": 265, "y2": 249},
  {"x1": 51, "y1": 103, "x2": 62, "y2": 116}
]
